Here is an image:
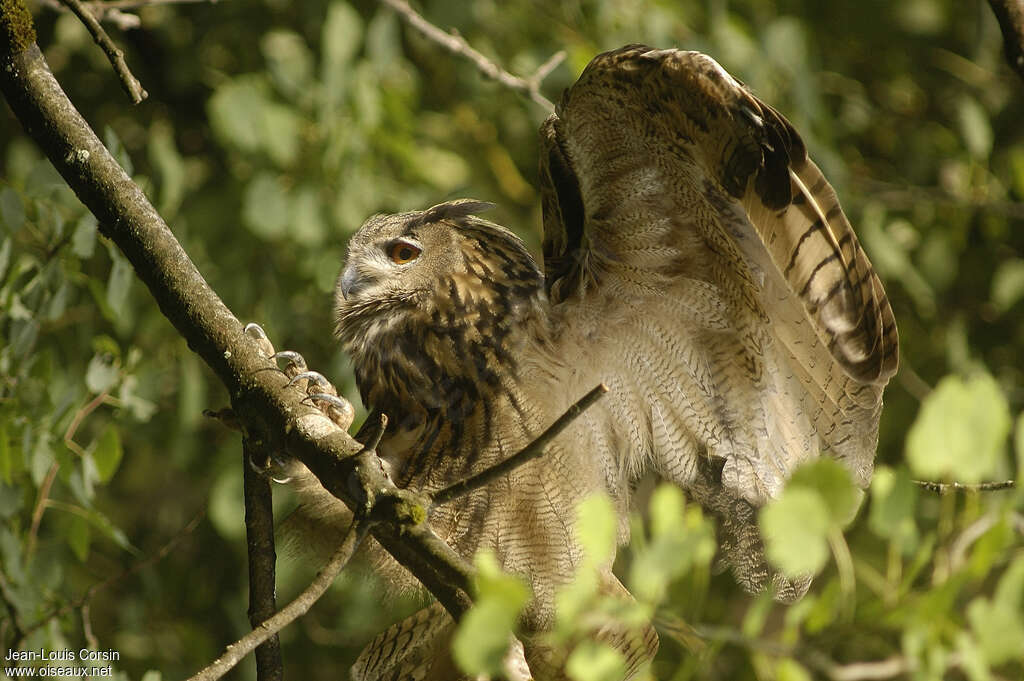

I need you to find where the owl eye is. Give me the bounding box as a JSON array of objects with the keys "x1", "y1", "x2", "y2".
[{"x1": 388, "y1": 242, "x2": 421, "y2": 264}]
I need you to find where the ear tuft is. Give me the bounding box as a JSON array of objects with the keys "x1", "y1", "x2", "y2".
[{"x1": 408, "y1": 199, "x2": 496, "y2": 228}]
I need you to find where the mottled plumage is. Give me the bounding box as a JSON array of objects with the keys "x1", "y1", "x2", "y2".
[{"x1": 296, "y1": 45, "x2": 898, "y2": 681}]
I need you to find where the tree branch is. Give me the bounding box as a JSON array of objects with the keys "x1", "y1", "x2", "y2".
[
  {"x1": 378, "y1": 0, "x2": 563, "y2": 110},
  {"x1": 913, "y1": 479, "x2": 1015, "y2": 493},
  {"x1": 185, "y1": 517, "x2": 370, "y2": 681},
  {"x1": 56, "y1": 0, "x2": 147, "y2": 103},
  {"x1": 988, "y1": 0, "x2": 1024, "y2": 84},
  {"x1": 432, "y1": 383, "x2": 608, "y2": 506},
  {"x1": 0, "y1": 0, "x2": 477, "y2": 641},
  {"x1": 243, "y1": 439, "x2": 283, "y2": 681}
]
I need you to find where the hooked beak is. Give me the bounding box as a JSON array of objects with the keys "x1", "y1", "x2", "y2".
[{"x1": 339, "y1": 264, "x2": 361, "y2": 300}]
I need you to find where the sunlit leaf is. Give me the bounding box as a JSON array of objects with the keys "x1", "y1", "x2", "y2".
[
  {"x1": 452, "y1": 551, "x2": 530, "y2": 676},
  {"x1": 85, "y1": 352, "x2": 120, "y2": 394},
  {"x1": 261, "y1": 30, "x2": 314, "y2": 101},
  {"x1": 0, "y1": 422, "x2": 12, "y2": 484},
  {"x1": 991, "y1": 258, "x2": 1024, "y2": 313},
  {"x1": 243, "y1": 173, "x2": 291, "y2": 239},
  {"x1": 958, "y1": 96, "x2": 992, "y2": 160},
  {"x1": 906, "y1": 372, "x2": 1011, "y2": 483},
  {"x1": 67, "y1": 514, "x2": 91, "y2": 561},
  {"x1": 93, "y1": 425, "x2": 123, "y2": 483},
  {"x1": 106, "y1": 250, "x2": 134, "y2": 319},
  {"x1": 321, "y1": 1, "x2": 363, "y2": 113},
  {"x1": 868, "y1": 466, "x2": 918, "y2": 548},
  {"x1": 760, "y1": 487, "x2": 830, "y2": 578},
  {"x1": 787, "y1": 458, "x2": 863, "y2": 527},
  {"x1": 565, "y1": 641, "x2": 627, "y2": 681}
]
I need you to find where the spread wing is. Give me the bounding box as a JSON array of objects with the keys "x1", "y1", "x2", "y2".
[{"x1": 540, "y1": 45, "x2": 897, "y2": 589}]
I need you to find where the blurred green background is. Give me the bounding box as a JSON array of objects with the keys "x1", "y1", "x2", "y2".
[{"x1": 1, "y1": 0, "x2": 1023, "y2": 679}]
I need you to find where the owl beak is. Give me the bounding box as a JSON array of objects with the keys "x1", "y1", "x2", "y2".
[{"x1": 339, "y1": 264, "x2": 361, "y2": 300}]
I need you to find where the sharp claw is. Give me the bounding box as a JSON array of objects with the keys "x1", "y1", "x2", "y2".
[
  {"x1": 243, "y1": 322, "x2": 268, "y2": 339},
  {"x1": 269, "y1": 350, "x2": 308, "y2": 377},
  {"x1": 244, "y1": 322, "x2": 276, "y2": 357},
  {"x1": 287, "y1": 371, "x2": 333, "y2": 391},
  {"x1": 302, "y1": 393, "x2": 351, "y2": 410}
]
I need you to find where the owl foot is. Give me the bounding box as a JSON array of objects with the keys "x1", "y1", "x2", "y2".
[{"x1": 244, "y1": 322, "x2": 357, "y2": 433}]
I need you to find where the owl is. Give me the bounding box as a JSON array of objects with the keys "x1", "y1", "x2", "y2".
[{"x1": 288, "y1": 44, "x2": 898, "y2": 681}]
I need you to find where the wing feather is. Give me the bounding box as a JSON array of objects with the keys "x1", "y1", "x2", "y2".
[{"x1": 539, "y1": 45, "x2": 898, "y2": 523}]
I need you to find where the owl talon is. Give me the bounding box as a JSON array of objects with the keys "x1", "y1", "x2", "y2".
[
  {"x1": 303, "y1": 393, "x2": 355, "y2": 430},
  {"x1": 246, "y1": 447, "x2": 294, "y2": 483},
  {"x1": 287, "y1": 370, "x2": 336, "y2": 395},
  {"x1": 269, "y1": 350, "x2": 308, "y2": 378},
  {"x1": 243, "y1": 322, "x2": 276, "y2": 357}
]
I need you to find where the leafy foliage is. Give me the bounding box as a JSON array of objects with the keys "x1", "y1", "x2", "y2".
[{"x1": 2, "y1": 0, "x2": 1024, "y2": 679}]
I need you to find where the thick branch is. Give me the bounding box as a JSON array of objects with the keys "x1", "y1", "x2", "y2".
[{"x1": 988, "y1": 0, "x2": 1024, "y2": 84}]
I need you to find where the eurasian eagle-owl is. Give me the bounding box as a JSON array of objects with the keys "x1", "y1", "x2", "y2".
[{"x1": 287, "y1": 44, "x2": 898, "y2": 681}]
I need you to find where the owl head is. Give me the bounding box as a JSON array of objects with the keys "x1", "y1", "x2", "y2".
[{"x1": 334, "y1": 199, "x2": 546, "y2": 414}]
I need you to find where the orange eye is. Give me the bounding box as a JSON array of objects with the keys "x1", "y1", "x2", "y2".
[{"x1": 389, "y1": 242, "x2": 421, "y2": 264}]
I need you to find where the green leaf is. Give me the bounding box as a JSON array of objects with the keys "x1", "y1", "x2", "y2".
[
  {"x1": 243, "y1": 173, "x2": 291, "y2": 239},
  {"x1": 0, "y1": 421, "x2": 12, "y2": 484},
  {"x1": 261, "y1": 102, "x2": 303, "y2": 167},
  {"x1": 957, "y1": 96, "x2": 992, "y2": 160},
  {"x1": 93, "y1": 425, "x2": 123, "y2": 483},
  {"x1": 106, "y1": 250, "x2": 134, "y2": 319},
  {"x1": 565, "y1": 641, "x2": 627, "y2": 681},
  {"x1": 760, "y1": 487, "x2": 830, "y2": 578},
  {"x1": 576, "y1": 493, "x2": 617, "y2": 564},
  {"x1": 147, "y1": 121, "x2": 186, "y2": 218},
  {"x1": 868, "y1": 466, "x2": 919, "y2": 547},
  {"x1": 1014, "y1": 412, "x2": 1024, "y2": 484},
  {"x1": 290, "y1": 185, "x2": 327, "y2": 246},
  {"x1": 452, "y1": 551, "x2": 530, "y2": 676},
  {"x1": 0, "y1": 187, "x2": 25, "y2": 233},
  {"x1": 67, "y1": 513, "x2": 91, "y2": 561},
  {"x1": 262, "y1": 30, "x2": 314, "y2": 101},
  {"x1": 0, "y1": 236, "x2": 11, "y2": 281},
  {"x1": 85, "y1": 352, "x2": 120, "y2": 394},
  {"x1": 967, "y1": 595, "x2": 1024, "y2": 665},
  {"x1": 906, "y1": 372, "x2": 1011, "y2": 483},
  {"x1": 991, "y1": 258, "x2": 1024, "y2": 313},
  {"x1": 209, "y1": 467, "x2": 245, "y2": 540},
  {"x1": 103, "y1": 126, "x2": 134, "y2": 175},
  {"x1": 208, "y1": 76, "x2": 269, "y2": 154},
  {"x1": 787, "y1": 458, "x2": 863, "y2": 527},
  {"x1": 0, "y1": 482, "x2": 23, "y2": 518},
  {"x1": 775, "y1": 658, "x2": 814, "y2": 681},
  {"x1": 321, "y1": 1, "x2": 363, "y2": 113}
]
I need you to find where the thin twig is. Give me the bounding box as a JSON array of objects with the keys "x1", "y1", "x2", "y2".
[
  {"x1": 913, "y1": 479, "x2": 1015, "y2": 493},
  {"x1": 432, "y1": 383, "x2": 608, "y2": 506},
  {"x1": 25, "y1": 461, "x2": 59, "y2": 561},
  {"x1": 185, "y1": 517, "x2": 369, "y2": 681},
  {"x1": 379, "y1": 0, "x2": 563, "y2": 110},
  {"x1": 63, "y1": 388, "x2": 115, "y2": 458},
  {"x1": 57, "y1": 0, "x2": 147, "y2": 103}
]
